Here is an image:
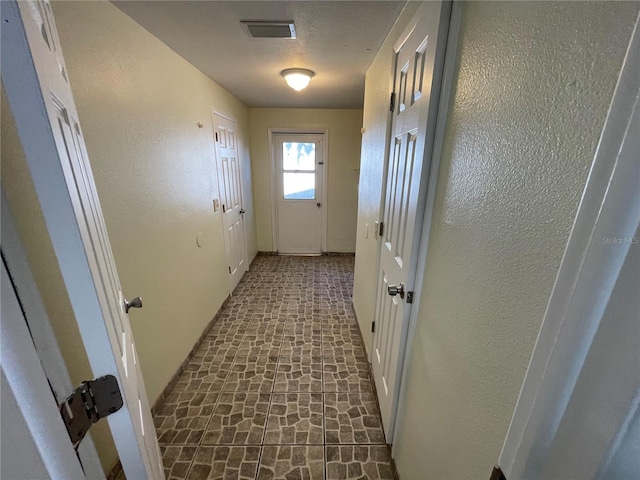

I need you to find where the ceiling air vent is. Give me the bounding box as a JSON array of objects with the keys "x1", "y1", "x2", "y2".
[{"x1": 240, "y1": 21, "x2": 296, "y2": 39}]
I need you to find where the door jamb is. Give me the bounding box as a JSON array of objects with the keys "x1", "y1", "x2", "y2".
[
  {"x1": 268, "y1": 128, "x2": 329, "y2": 253},
  {"x1": 1, "y1": 189, "x2": 104, "y2": 479},
  {"x1": 213, "y1": 110, "x2": 249, "y2": 292}
]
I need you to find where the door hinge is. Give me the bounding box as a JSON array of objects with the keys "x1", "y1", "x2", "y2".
[
  {"x1": 379, "y1": 221, "x2": 384, "y2": 237},
  {"x1": 489, "y1": 466, "x2": 507, "y2": 480},
  {"x1": 371, "y1": 321, "x2": 375, "y2": 333},
  {"x1": 229, "y1": 266, "x2": 232, "y2": 274},
  {"x1": 222, "y1": 204, "x2": 226, "y2": 213},
  {"x1": 215, "y1": 132, "x2": 219, "y2": 142},
  {"x1": 407, "y1": 291, "x2": 414, "y2": 303},
  {"x1": 60, "y1": 375, "x2": 123, "y2": 450},
  {"x1": 390, "y1": 92, "x2": 395, "y2": 112}
]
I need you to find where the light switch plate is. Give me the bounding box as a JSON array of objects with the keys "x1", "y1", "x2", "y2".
[{"x1": 213, "y1": 199, "x2": 220, "y2": 212}]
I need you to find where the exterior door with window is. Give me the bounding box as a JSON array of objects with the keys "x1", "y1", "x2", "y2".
[{"x1": 274, "y1": 134, "x2": 324, "y2": 254}]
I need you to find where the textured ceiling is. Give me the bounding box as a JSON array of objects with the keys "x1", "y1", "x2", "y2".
[{"x1": 112, "y1": 1, "x2": 407, "y2": 108}]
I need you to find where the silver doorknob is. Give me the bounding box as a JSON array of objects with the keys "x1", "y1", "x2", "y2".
[
  {"x1": 124, "y1": 296, "x2": 143, "y2": 313},
  {"x1": 387, "y1": 283, "x2": 405, "y2": 299}
]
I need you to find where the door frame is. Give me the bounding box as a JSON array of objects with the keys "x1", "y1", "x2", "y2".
[
  {"x1": 497, "y1": 15, "x2": 639, "y2": 478},
  {"x1": 1, "y1": 257, "x2": 86, "y2": 480},
  {"x1": 1, "y1": 190, "x2": 105, "y2": 478},
  {"x1": 213, "y1": 110, "x2": 249, "y2": 293},
  {"x1": 268, "y1": 128, "x2": 329, "y2": 253},
  {"x1": 367, "y1": 0, "x2": 459, "y2": 444}
]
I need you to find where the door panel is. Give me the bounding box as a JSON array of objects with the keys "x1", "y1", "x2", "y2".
[
  {"x1": 1, "y1": 1, "x2": 163, "y2": 477},
  {"x1": 214, "y1": 113, "x2": 248, "y2": 293},
  {"x1": 275, "y1": 134, "x2": 324, "y2": 254},
  {"x1": 371, "y1": 1, "x2": 450, "y2": 440}
]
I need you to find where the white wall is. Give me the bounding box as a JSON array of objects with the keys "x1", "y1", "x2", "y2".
[
  {"x1": 389, "y1": 2, "x2": 640, "y2": 479},
  {"x1": 2, "y1": 0, "x2": 256, "y2": 471},
  {"x1": 249, "y1": 108, "x2": 363, "y2": 252}
]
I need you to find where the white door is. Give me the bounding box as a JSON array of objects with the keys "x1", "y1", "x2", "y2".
[
  {"x1": 274, "y1": 133, "x2": 325, "y2": 254},
  {"x1": 214, "y1": 113, "x2": 248, "y2": 293},
  {"x1": 1, "y1": 1, "x2": 163, "y2": 478},
  {"x1": 371, "y1": 0, "x2": 451, "y2": 438}
]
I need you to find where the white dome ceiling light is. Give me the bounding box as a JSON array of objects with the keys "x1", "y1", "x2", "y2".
[{"x1": 281, "y1": 68, "x2": 315, "y2": 91}]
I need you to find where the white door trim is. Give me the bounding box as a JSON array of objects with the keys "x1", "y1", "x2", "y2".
[
  {"x1": 213, "y1": 110, "x2": 249, "y2": 293},
  {"x1": 268, "y1": 128, "x2": 329, "y2": 253},
  {"x1": 1, "y1": 249, "x2": 91, "y2": 479},
  {"x1": 1, "y1": 259, "x2": 86, "y2": 480},
  {"x1": 1, "y1": 190, "x2": 105, "y2": 478},
  {"x1": 497, "y1": 14, "x2": 640, "y2": 478}
]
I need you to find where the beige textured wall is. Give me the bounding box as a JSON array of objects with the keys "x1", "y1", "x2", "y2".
[
  {"x1": 391, "y1": 2, "x2": 639, "y2": 479},
  {"x1": 249, "y1": 108, "x2": 363, "y2": 252},
  {"x1": 352, "y1": 2, "x2": 420, "y2": 352},
  {"x1": 2, "y1": 0, "x2": 256, "y2": 471}
]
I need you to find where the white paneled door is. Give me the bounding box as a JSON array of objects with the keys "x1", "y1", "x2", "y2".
[
  {"x1": 1, "y1": 1, "x2": 163, "y2": 478},
  {"x1": 372, "y1": 1, "x2": 451, "y2": 440},
  {"x1": 214, "y1": 113, "x2": 248, "y2": 293},
  {"x1": 274, "y1": 134, "x2": 325, "y2": 254}
]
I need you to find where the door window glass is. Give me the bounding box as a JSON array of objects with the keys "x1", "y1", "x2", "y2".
[
  {"x1": 282, "y1": 142, "x2": 316, "y2": 199},
  {"x1": 283, "y1": 142, "x2": 315, "y2": 170},
  {"x1": 284, "y1": 173, "x2": 315, "y2": 199}
]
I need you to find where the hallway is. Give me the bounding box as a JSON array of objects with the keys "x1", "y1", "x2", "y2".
[{"x1": 151, "y1": 255, "x2": 392, "y2": 480}]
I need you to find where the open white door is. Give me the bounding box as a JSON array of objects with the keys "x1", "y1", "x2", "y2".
[
  {"x1": 1, "y1": 1, "x2": 163, "y2": 478},
  {"x1": 213, "y1": 112, "x2": 248, "y2": 293},
  {"x1": 371, "y1": 0, "x2": 451, "y2": 440}
]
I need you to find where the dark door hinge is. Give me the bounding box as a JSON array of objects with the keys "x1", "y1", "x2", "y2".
[
  {"x1": 379, "y1": 221, "x2": 384, "y2": 237},
  {"x1": 389, "y1": 92, "x2": 395, "y2": 112},
  {"x1": 371, "y1": 321, "x2": 375, "y2": 333},
  {"x1": 222, "y1": 204, "x2": 226, "y2": 213},
  {"x1": 229, "y1": 266, "x2": 232, "y2": 274},
  {"x1": 215, "y1": 132, "x2": 219, "y2": 142},
  {"x1": 489, "y1": 466, "x2": 507, "y2": 480},
  {"x1": 406, "y1": 291, "x2": 414, "y2": 303},
  {"x1": 60, "y1": 375, "x2": 123, "y2": 449}
]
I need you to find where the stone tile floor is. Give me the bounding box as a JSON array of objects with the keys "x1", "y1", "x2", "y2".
[{"x1": 153, "y1": 255, "x2": 392, "y2": 480}]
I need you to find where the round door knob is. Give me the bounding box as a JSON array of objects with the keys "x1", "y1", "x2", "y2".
[
  {"x1": 124, "y1": 296, "x2": 143, "y2": 313},
  {"x1": 387, "y1": 283, "x2": 405, "y2": 299}
]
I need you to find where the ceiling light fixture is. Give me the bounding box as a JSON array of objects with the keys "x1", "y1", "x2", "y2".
[{"x1": 281, "y1": 68, "x2": 315, "y2": 91}]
